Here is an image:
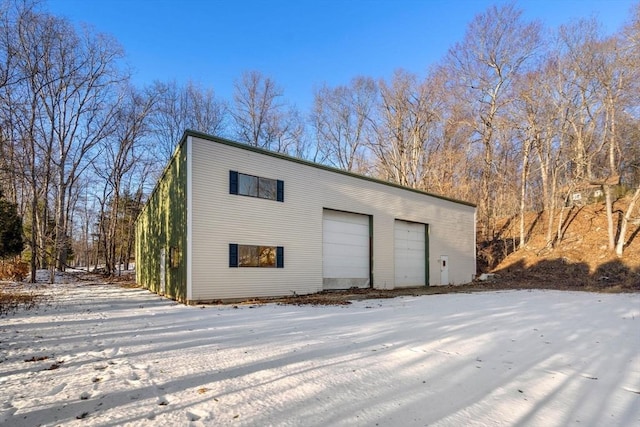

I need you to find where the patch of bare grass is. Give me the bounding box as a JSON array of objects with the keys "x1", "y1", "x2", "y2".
[{"x1": 0, "y1": 288, "x2": 45, "y2": 315}]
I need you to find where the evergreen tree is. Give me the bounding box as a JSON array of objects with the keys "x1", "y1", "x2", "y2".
[{"x1": 0, "y1": 191, "x2": 24, "y2": 258}]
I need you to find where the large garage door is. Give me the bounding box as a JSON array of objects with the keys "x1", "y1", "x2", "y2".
[
  {"x1": 394, "y1": 220, "x2": 427, "y2": 287},
  {"x1": 323, "y1": 209, "x2": 370, "y2": 289}
]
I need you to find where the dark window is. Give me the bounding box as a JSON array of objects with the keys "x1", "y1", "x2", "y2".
[
  {"x1": 230, "y1": 244, "x2": 284, "y2": 268},
  {"x1": 230, "y1": 171, "x2": 283, "y2": 202},
  {"x1": 239, "y1": 245, "x2": 260, "y2": 267},
  {"x1": 258, "y1": 246, "x2": 276, "y2": 267},
  {"x1": 258, "y1": 177, "x2": 277, "y2": 200},
  {"x1": 238, "y1": 174, "x2": 258, "y2": 197}
]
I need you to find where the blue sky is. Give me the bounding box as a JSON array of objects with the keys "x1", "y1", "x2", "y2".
[{"x1": 46, "y1": 0, "x2": 636, "y2": 112}]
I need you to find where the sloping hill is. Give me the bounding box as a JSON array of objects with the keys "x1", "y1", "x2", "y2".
[{"x1": 479, "y1": 195, "x2": 640, "y2": 290}]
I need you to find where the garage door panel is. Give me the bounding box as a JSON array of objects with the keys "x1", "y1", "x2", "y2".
[
  {"x1": 324, "y1": 246, "x2": 368, "y2": 260},
  {"x1": 323, "y1": 210, "x2": 370, "y2": 289},
  {"x1": 322, "y1": 263, "x2": 368, "y2": 277},
  {"x1": 398, "y1": 239, "x2": 424, "y2": 251},
  {"x1": 394, "y1": 220, "x2": 426, "y2": 287},
  {"x1": 326, "y1": 213, "x2": 369, "y2": 226},
  {"x1": 323, "y1": 252, "x2": 369, "y2": 268},
  {"x1": 323, "y1": 231, "x2": 368, "y2": 247}
]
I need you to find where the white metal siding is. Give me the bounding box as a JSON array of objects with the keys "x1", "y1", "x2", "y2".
[
  {"x1": 394, "y1": 220, "x2": 425, "y2": 287},
  {"x1": 322, "y1": 210, "x2": 369, "y2": 289},
  {"x1": 188, "y1": 135, "x2": 476, "y2": 301}
]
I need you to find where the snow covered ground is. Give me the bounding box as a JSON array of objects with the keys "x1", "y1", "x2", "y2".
[{"x1": 1, "y1": 283, "x2": 638, "y2": 426}]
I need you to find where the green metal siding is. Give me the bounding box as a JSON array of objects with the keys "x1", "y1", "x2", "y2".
[{"x1": 135, "y1": 142, "x2": 188, "y2": 302}]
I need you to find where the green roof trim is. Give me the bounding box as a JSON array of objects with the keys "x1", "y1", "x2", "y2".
[{"x1": 182, "y1": 129, "x2": 477, "y2": 208}]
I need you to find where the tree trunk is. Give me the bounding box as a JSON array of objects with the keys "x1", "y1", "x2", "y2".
[
  {"x1": 555, "y1": 205, "x2": 565, "y2": 248},
  {"x1": 555, "y1": 188, "x2": 573, "y2": 248},
  {"x1": 519, "y1": 139, "x2": 532, "y2": 249},
  {"x1": 544, "y1": 165, "x2": 560, "y2": 247},
  {"x1": 615, "y1": 187, "x2": 640, "y2": 257},
  {"x1": 55, "y1": 180, "x2": 67, "y2": 272},
  {"x1": 603, "y1": 184, "x2": 615, "y2": 251},
  {"x1": 107, "y1": 192, "x2": 120, "y2": 276},
  {"x1": 29, "y1": 193, "x2": 37, "y2": 283}
]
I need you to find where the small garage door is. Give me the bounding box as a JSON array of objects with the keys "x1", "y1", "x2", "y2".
[
  {"x1": 394, "y1": 220, "x2": 427, "y2": 287},
  {"x1": 323, "y1": 209, "x2": 370, "y2": 289}
]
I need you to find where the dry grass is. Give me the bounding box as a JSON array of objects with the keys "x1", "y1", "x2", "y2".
[
  {"x1": 0, "y1": 288, "x2": 46, "y2": 315},
  {"x1": 0, "y1": 290, "x2": 43, "y2": 315}
]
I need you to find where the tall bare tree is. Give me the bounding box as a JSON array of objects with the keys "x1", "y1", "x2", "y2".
[
  {"x1": 444, "y1": 3, "x2": 542, "y2": 238},
  {"x1": 232, "y1": 70, "x2": 305, "y2": 155},
  {"x1": 151, "y1": 80, "x2": 227, "y2": 163},
  {"x1": 370, "y1": 69, "x2": 438, "y2": 188},
  {"x1": 33, "y1": 18, "x2": 124, "y2": 271},
  {"x1": 421, "y1": 68, "x2": 476, "y2": 202},
  {"x1": 513, "y1": 72, "x2": 542, "y2": 249},
  {"x1": 620, "y1": 3, "x2": 640, "y2": 189},
  {"x1": 615, "y1": 186, "x2": 640, "y2": 257},
  {"x1": 614, "y1": 2, "x2": 640, "y2": 257},
  {"x1": 0, "y1": 0, "x2": 23, "y2": 206},
  {"x1": 95, "y1": 85, "x2": 156, "y2": 275},
  {"x1": 311, "y1": 76, "x2": 376, "y2": 172},
  {"x1": 0, "y1": 2, "x2": 126, "y2": 278}
]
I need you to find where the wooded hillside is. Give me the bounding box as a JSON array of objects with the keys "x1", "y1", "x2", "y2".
[{"x1": 483, "y1": 194, "x2": 640, "y2": 289}]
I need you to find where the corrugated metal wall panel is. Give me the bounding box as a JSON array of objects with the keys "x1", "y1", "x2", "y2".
[{"x1": 135, "y1": 142, "x2": 188, "y2": 301}]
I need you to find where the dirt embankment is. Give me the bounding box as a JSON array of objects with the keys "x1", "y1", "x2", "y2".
[{"x1": 478, "y1": 195, "x2": 640, "y2": 291}]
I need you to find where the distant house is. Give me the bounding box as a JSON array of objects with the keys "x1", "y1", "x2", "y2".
[
  {"x1": 564, "y1": 176, "x2": 621, "y2": 207},
  {"x1": 567, "y1": 187, "x2": 604, "y2": 207},
  {"x1": 135, "y1": 131, "x2": 476, "y2": 303}
]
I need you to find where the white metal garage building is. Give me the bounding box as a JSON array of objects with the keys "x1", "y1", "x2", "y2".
[{"x1": 136, "y1": 131, "x2": 477, "y2": 303}]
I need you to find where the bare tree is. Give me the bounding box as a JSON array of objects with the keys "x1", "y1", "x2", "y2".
[
  {"x1": 35, "y1": 20, "x2": 124, "y2": 271},
  {"x1": 311, "y1": 76, "x2": 376, "y2": 172},
  {"x1": 1, "y1": 3, "x2": 62, "y2": 280},
  {"x1": 444, "y1": 3, "x2": 542, "y2": 238},
  {"x1": 151, "y1": 80, "x2": 227, "y2": 163},
  {"x1": 556, "y1": 21, "x2": 605, "y2": 185},
  {"x1": 232, "y1": 70, "x2": 305, "y2": 155},
  {"x1": 620, "y1": 3, "x2": 640, "y2": 189},
  {"x1": 555, "y1": 17, "x2": 637, "y2": 252},
  {"x1": 421, "y1": 68, "x2": 476, "y2": 202},
  {"x1": 0, "y1": 2, "x2": 127, "y2": 278},
  {"x1": 513, "y1": 71, "x2": 542, "y2": 249},
  {"x1": 370, "y1": 69, "x2": 438, "y2": 188},
  {"x1": 0, "y1": 0, "x2": 22, "y2": 206},
  {"x1": 615, "y1": 186, "x2": 640, "y2": 257},
  {"x1": 535, "y1": 55, "x2": 578, "y2": 246},
  {"x1": 95, "y1": 85, "x2": 156, "y2": 275},
  {"x1": 613, "y1": 3, "x2": 640, "y2": 258}
]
